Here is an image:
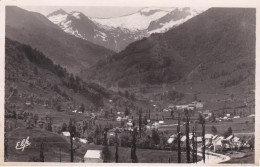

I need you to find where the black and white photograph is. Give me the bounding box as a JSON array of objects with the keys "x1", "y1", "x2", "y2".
[{"x1": 1, "y1": 0, "x2": 259, "y2": 165}]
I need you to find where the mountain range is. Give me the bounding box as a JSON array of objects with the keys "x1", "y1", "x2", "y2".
[
  {"x1": 86, "y1": 8, "x2": 255, "y2": 106},
  {"x1": 6, "y1": 6, "x2": 114, "y2": 75},
  {"x1": 5, "y1": 6, "x2": 255, "y2": 110},
  {"x1": 47, "y1": 7, "x2": 204, "y2": 52}
]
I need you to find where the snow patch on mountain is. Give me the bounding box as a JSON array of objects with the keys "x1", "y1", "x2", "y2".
[
  {"x1": 148, "y1": 9, "x2": 199, "y2": 34},
  {"x1": 71, "y1": 12, "x2": 81, "y2": 19},
  {"x1": 91, "y1": 8, "x2": 176, "y2": 31},
  {"x1": 48, "y1": 14, "x2": 67, "y2": 24},
  {"x1": 94, "y1": 29, "x2": 108, "y2": 41}
]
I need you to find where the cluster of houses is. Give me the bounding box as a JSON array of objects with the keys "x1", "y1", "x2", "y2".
[
  {"x1": 167, "y1": 133, "x2": 252, "y2": 152},
  {"x1": 167, "y1": 101, "x2": 204, "y2": 111}
]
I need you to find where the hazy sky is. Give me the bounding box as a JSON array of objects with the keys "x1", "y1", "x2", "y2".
[{"x1": 19, "y1": 6, "x2": 144, "y2": 18}]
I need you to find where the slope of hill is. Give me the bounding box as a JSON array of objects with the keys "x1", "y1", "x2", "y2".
[
  {"x1": 5, "y1": 6, "x2": 114, "y2": 75},
  {"x1": 86, "y1": 8, "x2": 255, "y2": 106},
  {"x1": 5, "y1": 38, "x2": 149, "y2": 121},
  {"x1": 47, "y1": 7, "x2": 204, "y2": 52}
]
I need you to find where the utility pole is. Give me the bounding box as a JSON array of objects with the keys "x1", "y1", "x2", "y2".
[{"x1": 177, "y1": 112, "x2": 181, "y2": 163}]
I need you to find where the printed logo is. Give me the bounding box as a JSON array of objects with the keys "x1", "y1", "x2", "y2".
[{"x1": 15, "y1": 136, "x2": 31, "y2": 151}]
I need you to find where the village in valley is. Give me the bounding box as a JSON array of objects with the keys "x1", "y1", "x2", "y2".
[
  {"x1": 4, "y1": 86, "x2": 255, "y2": 163},
  {"x1": 4, "y1": 5, "x2": 256, "y2": 164}
]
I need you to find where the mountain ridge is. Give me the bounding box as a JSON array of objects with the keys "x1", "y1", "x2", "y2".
[
  {"x1": 47, "y1": 7, "x2": 204, "y2": 52},
  {"x1": 5, "y1": 6, "x2": 115, "y2": 75}
]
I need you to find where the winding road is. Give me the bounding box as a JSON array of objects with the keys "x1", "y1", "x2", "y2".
[{"x1": 197, "y1": 151, "x2": 231, "y2": 164}]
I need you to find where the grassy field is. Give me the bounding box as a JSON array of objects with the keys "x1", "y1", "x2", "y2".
[
  {"x1": 157, "y1": 116, "x2": 254, "y2": 136},
  {"x1": 79, "y1": 143, "x2": 200, "y2": 163},
  {"x1": 6, "y1": 128, "x2": 83, "y2": 162},
  {"x1": 6, "y1": 127, "x2": 202, "y2": 163}
]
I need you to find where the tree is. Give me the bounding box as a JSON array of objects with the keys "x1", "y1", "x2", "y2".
[
  {"x1": 202, "y1": 122, "x2": 205, "y2": 163},
  {"x1": 131, "y1": 127, "x2": 138, "y2": 163},
  {"x1": 143, "y1": 115, "x2": 148, "y2": 125},
  {"x1": 185, "y1": 117, "x2": 190, "y2": 163},
  {"x1": 69, "y1": 119, "x2": 76, "y2": 162},
  {"x1": 139, "y1": 111, "x2": 142, "y2": 138},
  {"x1": 198, "y1": 114, "x2": 205, "y2": 124},
  {"x1": 102, "y1": 129, "x2": 110, "y2": 162},
  {"x1": 223, "y1": 127, "x2": 232, "y2": 138},
  {"x1": 80, "y1": 104, "x2": 85, "y2": 113},
  {"x1": 148, "y1": 109, "x2": 151, "y2": 120},
  {"x1": 40, "y1": 141, "x2": 44, "y2": 162},
  {"x1": 4, "y1": 133, "x2": 8, "y2": 162},
  {"x1": 33, "y1": 114, "x2": 39, "y2": 124},
  {"x1": 61, "y1": 123, "x2": 67, "y2": 132},
  {"x1": 211, "y1": 112, "x2": 216, "y2": 122},
  {"x1": 125, "y1": 90, "x2": 129, "y2": 98},
  {"x1": 192, "y1": 127, "x2": 195, "y2": 163},
  {"x1": 152, "y1": 129, "x2": 160, "y2": 145},
  {"x1": 125, "y1": 107, "x2": 129, "y2": 116},
  {"x1": 211, "y1": 126, "x2": 217, "y2": 135},
  {"x1": 115, "y1": 131, "x2": 119, "y2": 163},
  {"x1": 177, "y1": 113, "x2": 181, "y2": 163}
]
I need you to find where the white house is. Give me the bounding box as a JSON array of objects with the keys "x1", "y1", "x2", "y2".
[
  {"x1": 158, "y1": 120, "x2": 164, "y2": 124},
  {"x1": 191, "y1": 101, "x2": 204, "y2": 109},
  {"x1": 84, "y1": 150, "x2": 103, "y2": 163},
  {"x1": 116, "y1": 116, "x2": 122, "y2": 122},
  {"x1": 205, "y1": 134, "x2": 213, "y2": 146},
  {"x1": 213, "y1": 136, "x2": 224, "y2": 152},
  {"x1": 152, "y1": 122, "x2": 160, "y2": 129},
  {"x1": 167, "y1": 135, "x2": 176, "y2": 144},
  {"x1": 62, "y1": 131, "x2": 70, "y2": 137}
]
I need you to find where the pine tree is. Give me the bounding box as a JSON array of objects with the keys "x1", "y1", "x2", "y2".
[
  {"x1": 202, "y1": 121, "x2": 206, "y2": 163},
  {"x1": 115, "y1": 131, "x2": 119, "y2": 163},
  {"x1": 186, "y1": 116, "x2": 190, "y2": 163},
  {"x1": 102, "y1": 128, "x2": 110, "y2": 162},
  {"x1": 192, "y1": 127, "x2": 195, "y2": 163},
  {"x1": 148, "y1": 109, "x2": 151, "y2": 119},
  {"x1": 131, "y1": 126, "x2": 138, "y2": 163},
  {"x1": 69, "y1": 119, "x2": 76, "y2": 162},
  {"x1": 40, "y1": 141, "x2": 44, "y2": 162},
  {"x1": 139, "y1": 110, "x2": 142, "y2": 138},
  {"x1": 4, "y1": 133, "x2": 8, "y2": 162}
]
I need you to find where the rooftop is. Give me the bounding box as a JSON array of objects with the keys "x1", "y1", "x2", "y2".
[{"x1": 84, "y1": 150, "x2": 102, "y2": 159}]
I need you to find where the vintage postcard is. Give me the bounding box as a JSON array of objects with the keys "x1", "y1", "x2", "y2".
[{"x1": 0, "y1": 0, "x2": 259, "y2": 165}]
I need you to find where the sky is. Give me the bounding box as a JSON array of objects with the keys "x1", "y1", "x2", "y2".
[{"x1": 19, "y1": 6, "x2": 144, "y2": 18}]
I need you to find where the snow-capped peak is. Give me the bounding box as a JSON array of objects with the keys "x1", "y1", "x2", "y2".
[
  {"x1": 91, "y1": 7, "x2": 178, "y2": 32},
  {"x1": 70, "y1": 11, "x2": 82, "y2": 19},
  {"x1": 47, "y1": 9, "x2": 67, "y2": 18}
]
